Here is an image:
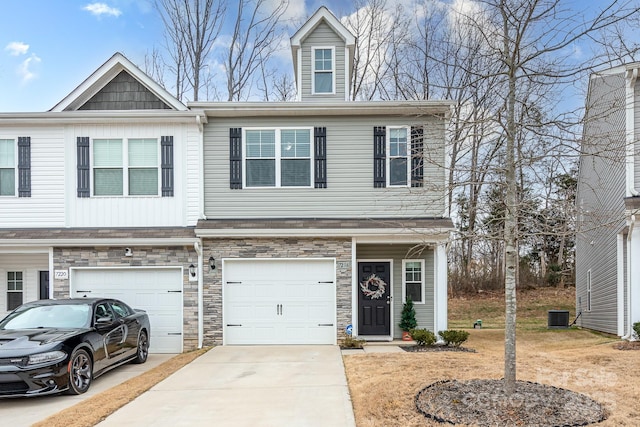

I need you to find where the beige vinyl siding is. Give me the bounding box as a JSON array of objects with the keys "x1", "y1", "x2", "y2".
[
  {"x1": 203, "y1": 115, "x2": 447, "y2": 219},
  {"x1": 65, "y1": 122, "x2": 201, "y2": 227},
  {"x1": 300, "y1": 21, "x2": 346, "y2": 102},
  {"x1": 356, "y1": 244, "x2": 435, "y2": 337},
  {"x1": 576, "y1": 71, "x2": 627, "y2": 334},
  {"x1": 0, "y1": 125, "x2": 66, "y2": 227}
]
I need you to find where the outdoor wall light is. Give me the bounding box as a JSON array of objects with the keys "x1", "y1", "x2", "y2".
[
  {"x1": 209, "y1": 256, "x2": 216, "y2": 271},
  {"x1": 189, "y1": 264, "x2": 196, "y2": 278},
  {"x1": 124, "y1": 248, "x2": 133, "y2": 257}
]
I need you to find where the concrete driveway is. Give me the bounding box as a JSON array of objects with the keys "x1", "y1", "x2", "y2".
[
  {"x1": 0, "y1": 354, "x2": 174, "y2": 427},
  {"x1": 97, "y1": 345, "x2": 356, "y2": 427}
]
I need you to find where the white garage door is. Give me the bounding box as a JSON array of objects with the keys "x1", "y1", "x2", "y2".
[
  {"x1": 223, "y1": 259, "x2": 336, "y2": 345},
  {"x1": 71, "y1": 268, "x2": 183, "y2": 353}
]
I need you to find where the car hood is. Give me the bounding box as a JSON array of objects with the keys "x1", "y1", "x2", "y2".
[{"x1": 0, "y1": 328, "x2": 87, "y2": 353}]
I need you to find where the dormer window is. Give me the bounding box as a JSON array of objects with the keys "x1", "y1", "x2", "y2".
[{"x1": 313, "y1": 47, "x2": 335, "y2": 94}]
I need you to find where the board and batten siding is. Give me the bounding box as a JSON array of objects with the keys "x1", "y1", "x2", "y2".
[
  {"x1": 0, "y1": 125, "x2": 66, "y2": 227},
  {"x1": 0, "y1": 253, "x2": 48, "y2": 318},
  {"x1": 65, "y1": 122, "x2": 201, "y2": 227},
  {"x1": 300, "y1": 21, "x2": 346, "y2": 102},
  {"x1": 356, "y1": 244, "x2": 435, "y2": 337},
  {"x1": 576, "y1": 71, "x2": 627, "y2": 334},
  {"x1": 203, "y1": 115, "x2": 447, "y2": 219}
]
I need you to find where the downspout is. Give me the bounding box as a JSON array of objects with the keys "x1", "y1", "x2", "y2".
[
  {"x1": 626, "y1": 68, "x2": 638, "y2": 197},
  {"x1": 623, "y1": 215, "x2": 635, "y2": 340},
  {"x1": 196, "y1": 114, "x2": 207, "y2": 220},
  {"x1": 194, "y1": 239, "x2": 204, "y2": 348}
]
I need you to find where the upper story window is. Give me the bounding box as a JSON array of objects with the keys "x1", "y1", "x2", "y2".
[
  {"x1": 244, "y1": 128, "x2": 312, "y2": 188},
  {"x1": 313, "y1": 47, "x2": 334, "y2": 94},
  {"x1": 93, "y1": 138, "x2": 159, "y2": 196},
  {"x1": 0, "y1": 139, "x2": 15, "y2": 196},
  {"x1": 388, "y1": 127, "x2": 410, "y2": 187}
]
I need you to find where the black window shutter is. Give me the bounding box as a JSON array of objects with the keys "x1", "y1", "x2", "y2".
[
  {"x1": 314, "y1": 127, "x2": 327, "y2": 188},
  {"x1": 161, "y1": 136, "x2": 174, "y2": 197},
  {"x1": 17, "y1": 137, "x2": 31, "y2": 197},
  {"x1": 411, "y1": 126, "x2": 424, "y2": 187},
  {"x1": 230, "y1": 128, "x2": 242, "y2": 189},
  {"x1": 373, "y1": 126, "x2": 386, "y2": 188},
  {"x1": 77, "y1": 137, "x2": 90, "y2": 198}
]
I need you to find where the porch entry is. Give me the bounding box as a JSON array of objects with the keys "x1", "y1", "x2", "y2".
[{"x1": 357, "y1": 261, "x2": 391, "y2": 336}]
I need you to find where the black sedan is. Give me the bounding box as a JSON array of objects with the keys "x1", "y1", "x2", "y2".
[{"x1": 0, "y1": 298, "x2": 150, "y2": 397}]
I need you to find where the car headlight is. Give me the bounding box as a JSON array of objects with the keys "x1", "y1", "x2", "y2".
[{"x1": 27, "y1": 350, "x2": 67, "y2": 365}]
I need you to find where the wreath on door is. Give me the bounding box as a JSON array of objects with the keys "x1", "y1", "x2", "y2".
[{"x1": 360, "y1": 274, "x2": 387, "y2": 299}]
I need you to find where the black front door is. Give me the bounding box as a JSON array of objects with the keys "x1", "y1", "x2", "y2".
[
  {"x1": 39, "y1": 271, "x2": 49, "y2": 299},
  {"x1": 358, "y1": 262, "x2": 391, "y2": 335}
]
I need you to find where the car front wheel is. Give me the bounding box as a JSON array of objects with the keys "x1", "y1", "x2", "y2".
[
  {"x1": 66, "y1": 348, "x2": 93, "y2": 395},
  {"x1": 133, "y1": 330, "x2": 149, "y2": 364}
]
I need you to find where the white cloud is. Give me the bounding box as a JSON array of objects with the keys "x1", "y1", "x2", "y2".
[
  {"x1": 18, "y1": 54, "x2": 41, "y2": 84},
  {"x1": 83, "y1": 3, "x2": 122, "y2": 17},
  {"x1": 5, "y1": 41, "x2": 29, "y2": 56}
]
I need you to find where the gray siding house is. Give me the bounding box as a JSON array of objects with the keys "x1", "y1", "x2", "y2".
[
  {"x1": 191, "y1": 7, "x2": 453, "y2": 345},
  {"x1": 0, "y1": 6, "x2": 453, "y2": 349},
  {"x1": 577, "y1": 63, "x2": 640, "y2": 338}
]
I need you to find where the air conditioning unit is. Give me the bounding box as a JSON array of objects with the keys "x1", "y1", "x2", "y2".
[{"x1": 548, "y1": 310, "x2": 569, "y2": 329}]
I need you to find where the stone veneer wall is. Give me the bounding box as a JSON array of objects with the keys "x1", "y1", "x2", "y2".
[
  {"x1": 52, "y1": 246, "x2": 200, "y2": 351},
  {"x1": 201, "y1": 238, "x2": 352, "y2": 345}
]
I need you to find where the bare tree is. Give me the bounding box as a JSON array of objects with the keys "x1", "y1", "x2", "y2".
[
  {"x1": 224, "y1": 0, "x2": 289, "y2": 101},
  {"x1": 153, "y1": 0, "x2": 226, "y2": 101}
]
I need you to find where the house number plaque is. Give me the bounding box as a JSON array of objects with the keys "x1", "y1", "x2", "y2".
[{"x1": 337, "y1": 261, "x2": 350, "y2": 269}]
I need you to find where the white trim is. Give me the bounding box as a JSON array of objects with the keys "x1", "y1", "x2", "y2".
[
  {"x1": 625, "y1": 68, "x2": 638, "y2": 197},
  {"x1": 344, "y1": 46, "x2": 351, "y2": 101},
  {"x1": 290, "y1": 7, "x2": 355, "y2": 48},
  {"x1": 311, "y1": 46, "x2": 336, "y2": 95},
  {"x1": 434, "y1": 243, "x2": 448, "y2": 336},
  {"x1": 242, "y1": 127, "x2": 314, "y2": 189},
  {"x1": 51, "y1": 52, "x2": 187, "y2": 112},
  {"x1": 355, "y1": 258, "x2": 394, "y2": 340},
  {"x1": 586, "y1": 269, "x2": 592, "y2": 312},
  {"x1": 618, "y1": 233, "x2": 625, "y2": 336},
  {"x1": 402, "y1": 259, "x2": 425, "y2": 304},
  {"x1": 0, "y1": 238, "x2": 195, "y2": 248},
  {"x1": 195, "y1": 227, "x2": 452, "y2": 240},
  {"x1": 351, "y1": 237, "x2": 357, "y2": 336}
]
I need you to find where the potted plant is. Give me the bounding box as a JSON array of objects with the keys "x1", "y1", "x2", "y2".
[{"x1": 399, "y1": 297, "x2": 417, "y2": 340}]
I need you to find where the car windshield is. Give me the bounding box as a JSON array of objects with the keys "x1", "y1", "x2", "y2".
[{"x1": 0, "y1": 304, "x2": 91, "y2": 329}]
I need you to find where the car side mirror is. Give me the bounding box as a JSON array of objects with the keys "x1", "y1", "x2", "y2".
[{"x1": 95, "y1": 317, "x2": 113, "y2": 327}]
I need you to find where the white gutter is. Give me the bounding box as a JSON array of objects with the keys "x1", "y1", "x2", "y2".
[
  {"x1": 194, "y1": 239, "x2": 204, "y2": 349},
  {"x1": 0, "y1": 238, "x2": 196, "y2": 248},
  {"x1": 626, "y1": 68, "x2": 638, "y2": 197},
  {"x1": 0, "y1": 110, "x2": 202, "y2": 125},
  {"x1": 196, "y1": 114, "x2": 207, "y2": 220},
  {"x1": 623, "y1": 215, "x2": 635, "y2": 340},
  {"x1": 194, "y1": 228, "x2": 453, "y2": 240}
]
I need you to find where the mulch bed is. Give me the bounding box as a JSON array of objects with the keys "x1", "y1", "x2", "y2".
[
  {"x1": 401, "y1": 344, "x2": 476, "y2": 353},
  {"x1": 612, "y1": 341, "x2": 640, "y2": 350},
  {"x1": 415, "y1": 379, "x2": 606, "y2": 426}
]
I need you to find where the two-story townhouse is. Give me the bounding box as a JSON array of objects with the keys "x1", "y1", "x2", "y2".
[
  {"x1": 0, "y1": 53, "x2": 204, "y2": 353},
  {"x1": 192, "y1": 7, "x2": 454, "y2": 345},
  {"x1": 577, "y1": 62, "x2": 640, "y2": 339}
]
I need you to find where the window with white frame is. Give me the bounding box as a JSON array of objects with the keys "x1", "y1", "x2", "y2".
[
  {"x1": 403, "y1": 260, "x2": 425, "y2": 304},
  {"x1": 0, "y1": 139, "x2": 15, "y2": 196},
  {"x1": 244, "y1": 128, "x2": 312, "y2": 188},
  {"x1": 93, "y1": 138, "x2": 159, "y2": 196},
  {"x1": 587, "y1": 269, "x2": 592, "y2": 311},
  {"x1": 7, "y1": 271, "x2": 23, "y2": 311},
  {"x1": 313, "y1": 47, "x2": 334, "y2": 94},
  {"x1": 388, "y1": 127, "x2": 410, "y2": 186}
]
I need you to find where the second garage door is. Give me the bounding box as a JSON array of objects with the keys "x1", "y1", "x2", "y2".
[
  {"x1": 70, "y1": 268, "x2": 183, "y2": 353},
  {"x1": 223, "y1": 259, "x2": 336, "y2": 345}
]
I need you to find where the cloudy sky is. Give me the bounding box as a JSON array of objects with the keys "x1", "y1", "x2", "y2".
[{"x1": 0, "y1": 0, "x2": 355, "y2": 112}]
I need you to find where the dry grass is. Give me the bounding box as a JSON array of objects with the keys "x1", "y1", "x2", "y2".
[
  {"x1": 344, "y1": 287, "x2": 640, "y2": 426},
  {"x1": 32, "y1": 348, "x2": 209, "y2": 427}
]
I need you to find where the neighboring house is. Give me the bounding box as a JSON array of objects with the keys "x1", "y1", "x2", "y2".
[
  {"x1": 0, "y1": 6, "x2": 453, "y2": 350},
  {"x1": 0, "y1": 53, "x2": 204, "y2": 353},
  {"x1": 191, "y1": 7, "x2": 453, "y2": 345},
  {"x1": 576, "y1": 62, "x2": 640, "y2": 338}
]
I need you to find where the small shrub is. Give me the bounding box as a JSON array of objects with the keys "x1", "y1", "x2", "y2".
[
  {"x1": 410, "y1": 328, "x2": 436, "y2": 346},
  {"x1": 439, "y1": 330, "x2": 470, "y2": 347},
  {"x1": 399, "y1": 298, "x2": 417, "y2": 331},
  {"x1": 341, "y1": 335, "x2": 366, "y2": 349},
  {"x1": 633, "y1": 322, "x2": 640, "y2": 340}
]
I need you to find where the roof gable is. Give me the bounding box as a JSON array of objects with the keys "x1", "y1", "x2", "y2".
[{"x1": 50, "y1": 52, "x2": 186, "y2": 112}]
